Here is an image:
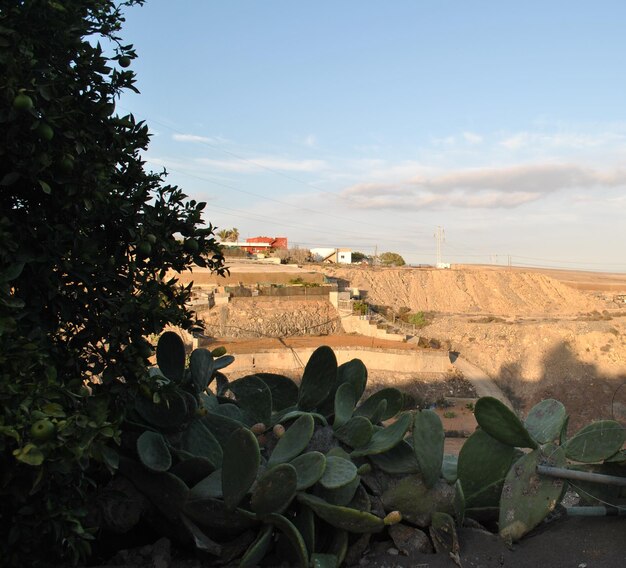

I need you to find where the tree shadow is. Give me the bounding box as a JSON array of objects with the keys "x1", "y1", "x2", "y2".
[{"x1": 496, "y1": 340, "x2": 626, "y2": 431}]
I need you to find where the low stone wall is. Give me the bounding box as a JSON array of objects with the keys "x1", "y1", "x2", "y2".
[
  {"x1": 226, "y1": 346, "x2": 453, "y2": 375},
  {"x1": 199, "y1": 299, "x2": 342, "y2": 338}
]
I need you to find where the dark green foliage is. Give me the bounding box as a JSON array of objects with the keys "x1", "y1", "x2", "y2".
[
  {"x1": 350, "y1": 412, "x2": 412, "y2": 457},
  {"x1": 524, "y1": 398, "x2": 567, "y2": 444},
  {"x1": 499, "y1": 444, "x2": 566, "y2": 542},
  {"x1": 250, "y1": 464, "x2": 298, "y2": 516},
  {"x1": 256, "y1": 372, "x2": 299, "y2": 411},
  {"x1": 227, "y1": 375, "x2": 272, "y2": 426},
  {"x1": 298, "y1": 493, "x2": 385, "y2": 533},
  {"x1": 564, "y1": 420, "x2": 626, "y2": 463},
  {"x1": 0, "y1": 2, "x2": 226, "y2": 564},
  {"x1": 335, "y1": 416, "x2": 374, "y2": 448},
  {"x1": 457, "y1": 429, "x2": 515, "y2": 509},
  {"x1": 298, "y1": 346, "x2": 337, "y2": 410},
  {"x1": 136, "y1": 431, "x2": 171, "y2": 472},
  {"x1": 413, "y1": 410, "x2": 445, "y2": 488},
  {"x1": 113, "y1": 345, "x2": 438, "y2": 565},
  {"x1": 156, "y1": 331, "x2": 186, "y2": 382},
  {"x1": 268, "y1": 413, "x2": 315, "y2": 465},
  {"x1": 291, "y1": 451, "x2": 327, "y2": 490},
  {"x1": 222, "y1": 428, "x2": 260, "y2": 510},
  {"x1": 355, "y1": 387, "x2": 403, "y2": 422},
  {"x1": 333, "y1": 382, "x2": 357, "y2": 429},
  {"x1": 336, "y1": 358, "x2": 368, "y2": 401},
  {"x1": 474, "y1": 397, "x2": 538, "y2": 449},
  {"x1": 115, "y1": 344, "x2": 626, "y2": 566}
]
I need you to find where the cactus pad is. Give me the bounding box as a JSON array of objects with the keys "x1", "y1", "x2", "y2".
[
  {"x1": 336, "y1": 358, "x2": 368, "y2": 401},
  {"x1": 268, "y1": 413, "x2": 315, "y2": 466},
  {"x1": 335, "y1": 416, "x2": 373, "y2": 448},
  {"x1": 369, "y1": 440, "x2": 420, "y2": 474},
  {"x1": 298, "y1": 346, "x2": 337, "y2": 411},
  {"x1": 190, "y1": 469, "x2": 223, "y2": 499},
  {"x1": 319, "y1": 456, "x2": 358, "y2": 489},
  {"x1": 564, "y1": 420, "x2": 626, "y2": 463},
  {"x1": 136, "y1": 431, "x2": 172, "y2": 472},
  {"x1": 350, "y1": 412, "x2": 412, "y2": 457},
  {"x1": 222, "y1": 427, "x2": 260, "y2": 510},
  {"x1": 250, "y1": 463, "x2": 298, "y2": 516},
  {"x1": 524, "y1": 399, "x2": 567, "y2": 444},
  {"x1": 290, "y1": 451, "x2": 327, "y2": 490},
  {"x1": 156, "y1": 331, "x2": 186, "y2": 382},
  {"x1": 382, "y1": 475, "x2": 456, "y2": 528},
  {"x1": 119, "y1": 456, "x2": 188, "y2": 521},
  {"x1": 266, "y1": 513, "x2": 309, "y2": 568},
  {"x1": 499, "y1": 443, "x2": 566, "y2": 542},
  {"x1": 189, "y1": 348, "x2": 214, "y2": 393},
  {"x1": 354, "y1": 388, "x2": 403, "y2": 422},
  {"x1": 474, "y1": 396, "x2": 538, "y2": 449},
  {"x1": 239, "y1": 524, "x2": 274, "y2": 568},
  {"x1": 181, "y1": 418, "x2": 223, "y2": 469},
  {"x1": 169, "y1": 457, "x2": 215, "y2": 487},
  {"x1": 228, "y1": 375, "x2": 272, "y2": 426},
  {"x1": 333, "y1": 383, "x2": 356, "y2": 429},
  {"x1": 457, "y1": 429, "x2": 515, "y2": 508},
  {"x1": 412, "y1": 409, "x2": 445, "y2": 488},
  {"x1": 256, "y1": 372, "x2": 299, "y2": 411},
  {"x1": 184, "y1": 497, "x2": 258, "y2": 531},
  {"x1": 297, "y1": 493, "x2": 385, "y2": 533},
  {"x1": 135, "y1": 390, "x2": 189, "y2": 430}
]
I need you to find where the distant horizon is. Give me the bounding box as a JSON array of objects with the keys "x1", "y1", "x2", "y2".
[{"x1": 120, "y1": 1, "x2": 626, "y2": 272}]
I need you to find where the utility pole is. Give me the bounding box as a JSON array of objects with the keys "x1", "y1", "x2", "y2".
[{"x1": 434, "y1": 226, "x2": 445, "y2": 266}]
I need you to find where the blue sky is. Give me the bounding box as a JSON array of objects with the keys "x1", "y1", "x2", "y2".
[{"x1": 119, "y1": 1, "x2": 626, "y2": 270}]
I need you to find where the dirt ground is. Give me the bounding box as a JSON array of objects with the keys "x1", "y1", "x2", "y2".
[{"x1": 98, "y1": 514, "x2": 626, "y2": 568}]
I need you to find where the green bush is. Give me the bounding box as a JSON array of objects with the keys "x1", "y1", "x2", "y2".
[
  {"x1": 406, "y1": 311, "x2": 428, "y2": 327},
  {"x1": 0, "y1": 1, "x2": 224, "y2": 565}
]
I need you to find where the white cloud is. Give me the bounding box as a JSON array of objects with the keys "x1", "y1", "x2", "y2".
[
  {"x1": 303, "y1": 134, "x2": 317, "y2": 147},
  {"x1": 339, "y1": 162, "x2": 626, "y2": 211},
  {"x1": 172, "y1": 133, "x2": 229, "y2": 144},
  {"x1": 462, "y1": 131, "x2": 483, "y2": 144},
  {"x1": 499, "y1": 131, "x2": 626, "y2": 151},
  {"x1": 197, "y1": 156, "x2": 328, "y2": 173}
]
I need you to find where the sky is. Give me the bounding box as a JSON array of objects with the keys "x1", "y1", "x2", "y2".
[{"x1": 118, "y1": 1, "x2": 626, "y2": 271}]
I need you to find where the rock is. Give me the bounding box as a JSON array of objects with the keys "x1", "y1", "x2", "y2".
[
  {"x1": 100, "y1": 476, "x2": 148, "y2": 534},
  {"x1": 381, "y1": 475, "x2": 455, "y2": 528},
  {"x1": 386, "y1": 547, "x2": 399, "y2": 555},
  {"x1": 388, "y1": 523, "x2": 434, "y2": 555},
  {"x1": 151, "y1": 537, "x2": 171, "y2": 568}
]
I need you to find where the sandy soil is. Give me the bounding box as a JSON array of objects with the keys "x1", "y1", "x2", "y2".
[{"x1": 314, "y1": 264, "x2": 626, "y2": 430}]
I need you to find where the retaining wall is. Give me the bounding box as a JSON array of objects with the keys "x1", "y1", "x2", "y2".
[{"x1": 226, "y1": 346, "x2": 453, "y2": 375}]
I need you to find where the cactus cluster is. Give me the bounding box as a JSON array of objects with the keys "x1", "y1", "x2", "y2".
[
  {"x1": 462, "y1": 396, "x2": 626, "y2": 542},
  {"x1": 112, "y1": 334, "x2": 467, "y2": 566},
  {"x1": 111, "y1": 333, "x2": 626, "y2": 563}
]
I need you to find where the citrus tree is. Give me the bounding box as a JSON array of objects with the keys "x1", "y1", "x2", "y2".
[{"x1": 0, "y1": 1, "x2": 224, "y2": 565}]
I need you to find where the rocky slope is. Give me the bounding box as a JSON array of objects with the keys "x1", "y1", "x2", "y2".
[{"x1": 322, "y1": 265, "x2": 604, "y2": 315}]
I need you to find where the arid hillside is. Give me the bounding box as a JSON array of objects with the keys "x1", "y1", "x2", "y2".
[
  {"x1": 319, "y1": 264, "x2": 626, "y2": 428},
  {"x1": 321, "y1": 265, "x2": 608, "y2": 316}
]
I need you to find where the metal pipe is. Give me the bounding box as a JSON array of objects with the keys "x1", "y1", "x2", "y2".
[
  {"x1": 536, "y1": 465, "x2": 626, "y2": 487},
  {"x1": 565, "y1": 506, "x2": 626, "y2": 517}
]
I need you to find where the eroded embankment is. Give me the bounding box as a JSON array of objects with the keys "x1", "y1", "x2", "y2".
[{"x1": 322, "y1": 266, "x2": 604, "y2": 316}]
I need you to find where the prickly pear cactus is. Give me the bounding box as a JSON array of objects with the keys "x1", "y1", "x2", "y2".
[
  {"x1": 498, "y1": 443, "x2": 566, "y2": 542},
  {"x1": 564, "y1": 420, "x2": 626, "y2": 463},
  {"x1": 117, "y1": 340, "x2": 474, "y2": 567},
  {"x1": 474, "y1": 396, "x2": 538, "y2": 449},
  {"x1": 523, "y1": 398, "x2": 567, "y2": 445}
]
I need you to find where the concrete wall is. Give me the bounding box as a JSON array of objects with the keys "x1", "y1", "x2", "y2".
[{"x1": 226, "y1": 346, "x2": 453, "y2": 375}]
